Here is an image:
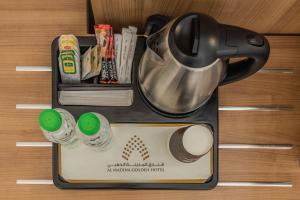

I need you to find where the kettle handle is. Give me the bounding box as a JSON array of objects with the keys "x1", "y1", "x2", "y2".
[
  {"x1": 144, "y1": 14, "x2": 170, "y2": 36},
  {"x1": 217, "y1": 25, "x2": 270, "y2": 85}
]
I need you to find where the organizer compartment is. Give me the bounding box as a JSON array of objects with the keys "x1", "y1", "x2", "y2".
[
  {"x1": 53, "y1": 36, "x2": 134, "y2": 107},
  {"x1": 51, "y1": 36, "x2": 219, "y2": 189}
]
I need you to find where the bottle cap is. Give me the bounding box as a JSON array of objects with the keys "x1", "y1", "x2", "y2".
[
  {"x1": 39, "y1": 109, "x2": 62, "y2": 132},
  {"x1": 78, "y1": 113, "x2": 100, "y2": 136}
]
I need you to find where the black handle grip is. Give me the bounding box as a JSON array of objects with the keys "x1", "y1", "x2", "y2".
[
  {"x1": 217, "y1": 24, "x2": 270, "y2": 85},
  {"x1": 144, "y1": 14, "x2": 170, "y2": 36},
  {"x1": 191, "y1": 17, "x2": 200, "y2": 55}
]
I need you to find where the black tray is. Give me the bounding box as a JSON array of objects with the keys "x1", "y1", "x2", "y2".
[{"x1": 51, "y1": 36, "x2": 219, "y2": 189}]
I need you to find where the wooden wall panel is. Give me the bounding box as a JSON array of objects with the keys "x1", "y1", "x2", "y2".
[
  {"x1": 91, "y1": 0, "x2": 300, "y2": 33},
  {"x1": 269, "y1": 1, "x2": 300, "y2": 33}
]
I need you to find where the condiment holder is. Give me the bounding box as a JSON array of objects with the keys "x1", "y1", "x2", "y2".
[{"x1": 51, "y1": 36, "x2": 219, "y2": 189}]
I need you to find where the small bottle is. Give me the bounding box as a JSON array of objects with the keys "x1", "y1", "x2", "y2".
[
  {"x1": 76, "y1": 112, "x2": 112, "y2": 151},
  {"x1": 39, "y1": 108, "x2": 78, "y2": 147}
]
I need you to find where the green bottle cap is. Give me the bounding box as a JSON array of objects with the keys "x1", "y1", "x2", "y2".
[
  {"x1": 78, "y1": 113, "x2": 100, "y2": 136},
  {"x1": 39, "y1": 109, "x2": 62, "y2": 132}
]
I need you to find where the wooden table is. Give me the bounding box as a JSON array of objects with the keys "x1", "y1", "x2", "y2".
[{"x1": 0, "y1": 0, "x2": 299, "y2": 199}]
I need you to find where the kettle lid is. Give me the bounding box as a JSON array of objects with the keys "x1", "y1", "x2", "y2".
[{"x1": 168, "y1": 13, "x2": 220, "y2": 68}]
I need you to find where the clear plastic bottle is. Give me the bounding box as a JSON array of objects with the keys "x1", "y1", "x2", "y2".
[
  {"x1": 76, "y1": 112, "x2": 112, "y2": 151},
  {"x1": 39, "y1": 108, "x2": 79, "y2": 147}
]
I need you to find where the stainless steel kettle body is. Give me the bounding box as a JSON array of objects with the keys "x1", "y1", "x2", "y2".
[
  {"x1": 138, "y1": 13, "x2": 270, "y2": 114},
  {"x1": 139, "y1": 21, "x2": 225, "y2": 114}
]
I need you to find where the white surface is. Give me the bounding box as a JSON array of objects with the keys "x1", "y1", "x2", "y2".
[
  {"x1": 16, "y1": 104, "x2": 51, "y2": 109},
  {"x1": 259, "y1": 68, "x2": 294, "y2": 74},
  {"x1": 219, "y1": 144, "x2": 292, "y2": 150},
  {"x1": 218, "y1": 106, "x2": 292, "y2": 111},
  {"x1": 182, "y1": 125, "x2": 213, "y2": 156},
  {"x1": 60, "y1": 124, "x2": 212, "y2": 182},
  {"x1": 15, "y1": 179, "x2": 292, "y2": 187},
  {"x1": 15, "y1": 104, "x2": 289, "y2": 112},
  {"x1": 16, "y1": 142, "x2": 52, "y2": 147},
  {"x1": 15, "y1": 142, "x2": 292, "y2": 150},
  {"x1": 16, "y1": 180, "x2": 54, "y2": 184},
  {"x1": 16, "y1": 66, "x2": 52, "y2": 71},
  {"x1": 217, "y1": 182, "x2": 293, "y2": 187},
  {"x1": 17, "y1": 66, "x2": 291, "y2": 73}
]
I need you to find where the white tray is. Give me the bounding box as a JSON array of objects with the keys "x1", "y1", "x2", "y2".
[{"x1": 59, "y1": 123, "x2": 213, "y2": 183}]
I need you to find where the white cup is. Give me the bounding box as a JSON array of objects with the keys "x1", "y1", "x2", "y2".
[{"x1": 169, "y1": 125, "x2": 213, "y2": 163}]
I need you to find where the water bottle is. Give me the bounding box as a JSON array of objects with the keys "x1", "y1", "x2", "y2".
[
  {"x1": 76, "y1": 112, "x2": 112, "y2": 151},
  {"x1": 39, "y1": 108, "x2": 79, "y2": 147}
]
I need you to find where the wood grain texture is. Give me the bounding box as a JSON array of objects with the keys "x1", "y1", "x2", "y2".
[
  {"x1": 91, "y1": 0, "x2": 300, "y2": 33},
  {"x1": 1, "y1": 185, "x2": 299, "y2": 200},
  {"x1": 0, "y1": 0, "x2": 299, "y2": 200}
]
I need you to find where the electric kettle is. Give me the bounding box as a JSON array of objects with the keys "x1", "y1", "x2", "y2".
[{"x1": 138, "y1": 13, "x2": 270, "y2": 114}]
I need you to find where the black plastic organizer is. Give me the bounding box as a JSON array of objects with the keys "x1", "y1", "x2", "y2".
[{"x1": 51, "y1": 36, "x2": 219, "y2": 189}]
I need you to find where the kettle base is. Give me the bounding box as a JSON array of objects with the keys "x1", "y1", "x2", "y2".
[{"x1": 137, "y1": 79, "x2": 213, "y2": 118}]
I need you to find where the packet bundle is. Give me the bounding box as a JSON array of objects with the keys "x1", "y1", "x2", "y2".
[
  {"x1": 81, "y1": 46, "x2": 101, "y2": 80},
  {"x1": 118, "y1": 26, "x2": 137, "y2": 83},
  {"x1": 58, "y1": 35, "x2": 81, "y2": 83},
  {"x1": 114, "y1": 33, "x2": 122, "y2": 79},
  {"x1": 94, "y1": 24, "x2": 118, "y2": 84}
]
